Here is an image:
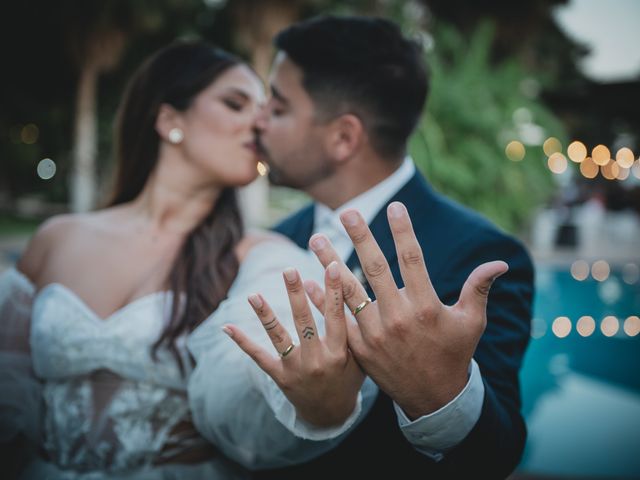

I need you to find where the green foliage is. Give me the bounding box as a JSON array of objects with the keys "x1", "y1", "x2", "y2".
[{"x1": 410, "y1": 21, "x2": 566, "y2": 234}]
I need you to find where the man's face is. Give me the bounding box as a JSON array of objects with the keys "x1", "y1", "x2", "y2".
[{"x1": 255, "y1": 52, "x2": 334, "y2": 190}]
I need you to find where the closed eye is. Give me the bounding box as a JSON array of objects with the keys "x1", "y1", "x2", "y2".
[{"x1": 224, "y1": 99, "x2": 243, "y2": 111}]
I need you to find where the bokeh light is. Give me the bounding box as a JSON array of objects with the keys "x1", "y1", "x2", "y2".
[
  {"x1": 37, "y1": 158, "x2": 56, "y2": 180},
  {"x1": 591, "y1": 260, "x2": 610, "y2": 282},
  {"x1": 622, "y1": 263, "x2": 639, "y2": 285},
  {"x1": 570, "y1": 260, "x2": 590, "y2": 281},
  {"x1": 624, "y1": 316, "x2": 640, "y2": 337},
  {"x1": 615, "y1": 147, "x2": 635, "y2": 168},
  {"x1": 592, "y1": 144, "x2": 611, "y2": 166},
  {"x1": 616, "y1": 167, "x2": 630, "y2": 180},
  {"x1": 600, "y1": 160, "x2": 620, "y2": 180},
  {"x1": 548, "y1": 152, "x2": 567, "y2": 174},
  {"x1": 21, "y1": 124, "x2": 39, "y2": 144},
  {"x1": 505, "y1": 140, "x2": 526, "y2": 161},
  {"x1": 552, "y1": 316, "x2": 572, "y2": 338},
  {"x1": 543, "y1": 137, "x2": 562, "y2": 156},
  {"x1": 567, "y1": 141, "x2": 587, "y2": 163},
  {"x1": 600, "y1": 316, "x2": 619, "y2": 337},
  {"x1": 530, "y1": 317, "x2": 547, "y2": 339},
  {"x1": 576, "y1": 316, "x2": 596, "y2": 337},
  {"x1": 579, "y1": 157, "x2": 598, "y2": 178}
]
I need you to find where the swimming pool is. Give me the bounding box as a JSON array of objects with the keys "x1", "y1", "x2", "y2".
[{"x1": 515, "y1": 261, "x2": 640, "y2": 478}]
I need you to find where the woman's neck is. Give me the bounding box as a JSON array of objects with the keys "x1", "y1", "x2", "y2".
[{"x1": 131, "y1": 157, "x2": 221, "y2": 237}]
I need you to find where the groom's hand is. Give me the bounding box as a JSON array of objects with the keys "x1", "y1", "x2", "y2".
[
  {"x1": 308, "y1": 201, "x2": 508, "y2": 420},
  {"x1": 223, "y1": 261, "x2": 364, "y2": 428}
]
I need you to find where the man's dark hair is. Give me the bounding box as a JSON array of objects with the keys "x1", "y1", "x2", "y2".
[{"x1": 275, "y1": 15, "x2": 429, "y2": 159}]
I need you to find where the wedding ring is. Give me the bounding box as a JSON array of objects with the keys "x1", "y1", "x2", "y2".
[
  {"x1": 280, "y1": 343, "x2": 295, "y2": 358},
  {"x1": 352, "y1": 297, "x2": 372, "y2": 316}
]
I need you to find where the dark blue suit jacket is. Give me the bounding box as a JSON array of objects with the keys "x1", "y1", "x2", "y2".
[{"x1": 256, "y1": 171, "x2": 534, "y2": 479}]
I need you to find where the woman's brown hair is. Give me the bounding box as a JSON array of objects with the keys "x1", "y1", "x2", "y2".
[{"x1": 109, "y1": 41, "x2": 244, "y2": 373}]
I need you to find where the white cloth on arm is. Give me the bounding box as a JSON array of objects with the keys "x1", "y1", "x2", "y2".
[
  {"x1": 187, "y1": 239, "x2": 378, "y2": 469},
  {"x1": 394, "y1": 360, "x2": 484, "y2": 461},
  {"x1": 313, "y1": 156, "x2": 485, "y2": 460}
]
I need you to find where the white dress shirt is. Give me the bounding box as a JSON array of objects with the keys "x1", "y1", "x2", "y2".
[{"x1": 312, "y1": 156, "x2": 485, "y2": 460}]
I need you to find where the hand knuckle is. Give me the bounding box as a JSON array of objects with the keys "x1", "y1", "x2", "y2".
[
  {"x1": 306, "y1": 362, "x2": 324, "y2": 378},
  {"x1": 474, "y1": 283, "x2": 491, "y2": 297},
  {"x1": 342, "y1": 281, "x2": 359, "y2": 300},
  {"x1": 296, "y1": 311, "x2": 312, "y2": 325},
  {"x1": 287, "y1": 282, "x2": 303, "y2": 294},
  {"x1": 367, "y1": 332, "x2": 384, "y2": 349},
  {"x1": 401, "y1": 248, "x2": 423, "y2": 266},
  {"x1": 388, "y1": 318, "x2": 408, "y2": 336},
  {"x1": 364, "y1": 257, "x2": 387, "y2": 278},
  {"x1": 351, "y1": 230, "x2": 368, "y2": 245}
]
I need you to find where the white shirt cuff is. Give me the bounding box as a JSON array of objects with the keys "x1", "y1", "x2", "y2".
[
  {"x1": 394, "y1": 359, "x2": 484, "y2": 461},
  {"x1": 251, "y1": 364, "x2": 364, "y2": 441}
]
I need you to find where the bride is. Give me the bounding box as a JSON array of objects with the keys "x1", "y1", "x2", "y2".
[{"x1": 0, "y1": 40, "x2": 374, "y2": 479}]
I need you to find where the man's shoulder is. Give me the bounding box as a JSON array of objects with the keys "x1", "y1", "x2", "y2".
[
  {"x1": 272, "y1": 203, "x2": 315, "y2": 235},
  {"x1": 408, "y1": 180, "x2": 531, "y2": 266}
]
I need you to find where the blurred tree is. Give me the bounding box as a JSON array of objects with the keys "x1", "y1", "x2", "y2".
[
  {"x1": 410, "y1": 21, "x2": 566, "y2": 233},
  {"x1": 0, "y1": 0, "x2": 224, "y2": 216},
  {"x1": 0, "y1": 0, "x2": 585, "y2": 234}
]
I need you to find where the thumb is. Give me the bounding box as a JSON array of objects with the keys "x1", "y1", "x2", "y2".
[{"x1": 458, "y1": 261, "x2": 509, "y2": 314}]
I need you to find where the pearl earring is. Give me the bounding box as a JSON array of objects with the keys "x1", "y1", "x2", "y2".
[{"x1": 168, "y1": 128, "x2": 184, "y2": 144}]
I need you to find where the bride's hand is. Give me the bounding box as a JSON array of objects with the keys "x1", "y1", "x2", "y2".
[{"x1": 222, "y1": 261, "x2": 365, "y2": 428}]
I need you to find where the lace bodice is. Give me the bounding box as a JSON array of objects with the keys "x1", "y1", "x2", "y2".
[
  {"x1": 30, "y1": 284, "x2": 197, "y2": 473},
  {"x1": 1, "y1": 239, "x2": 376, "y2": 479}
]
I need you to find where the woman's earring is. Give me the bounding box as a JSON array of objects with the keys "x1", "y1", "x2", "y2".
[{"x1": 168, "y1": 128, "x2": 184, "y2": 144}]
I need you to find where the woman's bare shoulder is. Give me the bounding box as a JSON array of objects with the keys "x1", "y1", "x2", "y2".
[
  {"x1": 235, "y1": 229, "x2": 293, "y2": 263},
  {"x1": 16, "y1": 212, "x2": 98, "y2": 282}
]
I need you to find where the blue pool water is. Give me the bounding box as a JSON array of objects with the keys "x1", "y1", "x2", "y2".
[{"x1": 515, "y1": 263, "x2": 640, "y2": 478}]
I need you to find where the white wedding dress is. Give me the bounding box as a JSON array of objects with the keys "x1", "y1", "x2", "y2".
[{"x1": 0, "y1": 240, "x2": 377, "y2": 480}]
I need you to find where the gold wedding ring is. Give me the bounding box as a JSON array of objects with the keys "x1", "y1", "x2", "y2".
[
  {"x1": 352, "y1": 297, "x2": 372, "y2": 316},
  {"x1": 280, "y1": 343, "x2": 295, "y2": 358}
]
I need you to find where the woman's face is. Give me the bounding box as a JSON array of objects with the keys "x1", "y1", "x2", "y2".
[{"x1": 177, "y1": 64, "x2": 265, "y2": 187}]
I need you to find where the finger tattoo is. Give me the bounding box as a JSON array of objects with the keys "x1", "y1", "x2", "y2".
[{"x1": 262, "y1": 317, "x2": 278, "y2": 331}]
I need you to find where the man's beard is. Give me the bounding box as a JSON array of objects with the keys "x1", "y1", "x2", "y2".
[{"x1": 256, "y1": 136, "x2": 334, "y2": 190}]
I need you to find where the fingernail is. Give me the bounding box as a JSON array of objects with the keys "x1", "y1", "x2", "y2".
[
  {"x1": 283, "y1": 268, "x2": 297, "y2": 283},
  {"x1": 341, "y1": 210, "x2": 359, "y2": 226},
  {"x1": 310, "y1": 235, "x2": 327, "y2": 251},
  {"x1": 222, "y1": 326, "x2": 233, "y2": 337},
  {"x1": 248, "y1": 294, "x2": 263, "y2": 309},
  {"x1": 388, "y1": 202, "x2": 405, "y2": 218},
  {"x1": 327, "y1": 261, "x2": 340, "y2": 279}
]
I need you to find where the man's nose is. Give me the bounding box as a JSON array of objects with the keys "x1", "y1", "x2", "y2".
[{"x1": 254, "y1": 105, "x2": 268, "y2": 132}]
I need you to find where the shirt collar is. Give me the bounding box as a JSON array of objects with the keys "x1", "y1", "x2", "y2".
[{"x1": 314, "y1": 156, "x2": 416, "y2": 230}]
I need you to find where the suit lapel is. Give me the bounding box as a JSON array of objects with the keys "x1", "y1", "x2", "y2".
[
  {"x1": 287, "y1": 204, "x2": 315, "y2": 250},
  {"x1": 346, "y1": 171, "x2": 433, "y2": 297}
]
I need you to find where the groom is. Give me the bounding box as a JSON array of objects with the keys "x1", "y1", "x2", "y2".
[{"x1": 253, "y1": 14, "x2": 534, "y2": 479}]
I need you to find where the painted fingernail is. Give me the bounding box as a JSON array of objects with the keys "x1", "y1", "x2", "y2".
[
  {"x1": 283, "y1": 268, "x2": 297, "y2": 283},
  {"x1": 388, "y1": 202, "x2": 405, "y2": 218},
  {"x1": 327, "y1": 261, "x2": 340, "y2": 279},
  {"x1": 222, "y1": 326, "x2": 233, "y2": 337},
  {"x1": 310, "y1": 234, "x2": 327, "y2": 251},
  {"x1": 248, "y1": 294, "x2": 263, "y2": 309},
  {"x1": 341, "y1": 210, "x2": 359, "y2": 226}
]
